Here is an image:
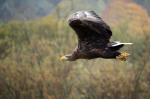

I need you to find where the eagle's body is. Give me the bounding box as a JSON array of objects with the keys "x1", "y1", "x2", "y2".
[{"x1": 61, "y1": 11, "x2": 132, "y2": 61}]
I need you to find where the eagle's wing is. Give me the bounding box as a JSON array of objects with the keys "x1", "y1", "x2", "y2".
[{"x1": 68, "y1": 11, "x2": 112, "y2": 51}]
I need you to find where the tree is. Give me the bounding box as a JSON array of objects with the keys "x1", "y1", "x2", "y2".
[
  {"x1": 134, "y1": 0, "x2": 150, "y2": 14},
  {"x1": 102, "y1": 0, "x2": 150, "y2": 38}
]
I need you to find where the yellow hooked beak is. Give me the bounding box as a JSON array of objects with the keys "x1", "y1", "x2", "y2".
[{"x1": 60, "y1": 56, "x2": 68, "y2": 61}]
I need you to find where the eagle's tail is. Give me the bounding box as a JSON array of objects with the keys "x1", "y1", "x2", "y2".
[
  {"x1": 109, "y1": 41, "x2": 133, "y2": 61},
  {"x1": 108, "y1": 41, "x2": 133, "y2": 51},
  {"x1": 117, "y1": 42, "x2": 133, "y2": 45}
]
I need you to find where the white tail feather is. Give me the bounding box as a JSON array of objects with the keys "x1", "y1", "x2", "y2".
[
  {"x1": 119, "y1": 43, "x2": 133, "y2": 45},
  {"x1": 111, "y1": 41, "x2": 133, "y2": 47}
]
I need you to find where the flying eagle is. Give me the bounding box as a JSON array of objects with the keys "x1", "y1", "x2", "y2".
[{"x1": 60, "y1": 11, "x2": 132, "y2": 61}]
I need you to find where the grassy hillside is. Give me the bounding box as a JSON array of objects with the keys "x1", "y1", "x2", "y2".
[
  {"x1": 1, "y1": 0, "x2": 150, "y2": 21},
  {"x1": 52, "y1": 0, "x2": 106, "y2": 18},
  {"x1": 0, "y1": 0, "x2": 106, "y2": 21},
  {"x1": 0, "y1": 0, "x2": 150, "y2": 99},
  {"x1": 0, "y1": 0, "x2": 61, "y2": 21}
]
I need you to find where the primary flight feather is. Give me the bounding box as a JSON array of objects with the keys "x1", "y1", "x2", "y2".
[{"x1": 60, "y1": 11, "x2": 133, "y2": 61}]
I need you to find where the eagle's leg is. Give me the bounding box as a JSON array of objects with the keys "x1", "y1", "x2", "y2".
[{"x1": 116, "y1": 52, "x2": 130, "y2": 61}]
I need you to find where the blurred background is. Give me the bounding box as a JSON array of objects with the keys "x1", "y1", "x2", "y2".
[{"x1": 0, "y1": 0, "x2": 150, "y2": 99}]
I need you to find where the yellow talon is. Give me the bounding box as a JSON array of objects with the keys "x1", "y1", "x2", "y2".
[{"x1": 116, "y1": 52, "x2": 130, "y2": 61}]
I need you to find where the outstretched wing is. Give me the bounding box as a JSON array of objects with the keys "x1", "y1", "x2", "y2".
[{"x1": 68, "y1": 11, "x2": 112, "y2": 51}]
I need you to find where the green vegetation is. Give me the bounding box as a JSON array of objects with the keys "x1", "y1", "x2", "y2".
[
  {"x1": 0, "y1": 0, "x2": 150, "y2": 99},
  {"x1": 53, "y1": 0, "x2": 105, "y2": 18},
  {"x1": 0, "y1": 0, "x2": 61, "y2": 21}
]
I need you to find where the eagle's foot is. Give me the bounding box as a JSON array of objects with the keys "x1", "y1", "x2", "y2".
[{"x1": 116, "y1": 52, "x2": 130, "y2": 61}]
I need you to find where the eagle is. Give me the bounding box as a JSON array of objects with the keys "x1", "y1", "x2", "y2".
[{"x1": 60, "y1": 11, "x2": 132, "y2": 61}]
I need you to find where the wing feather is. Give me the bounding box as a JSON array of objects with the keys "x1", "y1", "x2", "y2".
[{"x1": 68, "y1": 11, "x2": 112, "y2": 50}]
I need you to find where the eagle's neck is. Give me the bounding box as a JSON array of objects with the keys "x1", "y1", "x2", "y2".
[{"x1": 69, "y1": 51, "x2": 79, "y2": 61}]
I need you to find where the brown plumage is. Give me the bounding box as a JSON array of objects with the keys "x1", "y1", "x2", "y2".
[{"x1": 60, "y1": 11, "x2": 132, "y2": 61}]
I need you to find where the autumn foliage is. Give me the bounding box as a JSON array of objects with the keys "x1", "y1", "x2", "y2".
[
  {"x1": 0, "y1": 0, "x2": 150, "y2": 99},
  {"x1": 102, "y1": 0, "x2": 150, "y2": 37}
]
